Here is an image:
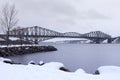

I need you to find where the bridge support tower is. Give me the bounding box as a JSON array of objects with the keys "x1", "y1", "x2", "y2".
[{"x1": 107, "y1": 38, "x2": 112, "y2": 43}]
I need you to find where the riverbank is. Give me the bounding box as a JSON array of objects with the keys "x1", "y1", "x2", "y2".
[
  {"x1": 0, "y1": 45, "x2": 57, "y2": 57},
  {"x1": 0, "y1": 57, "x2": 120, "y2": 80}
]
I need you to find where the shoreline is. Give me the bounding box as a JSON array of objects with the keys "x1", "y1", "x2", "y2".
[
  {"x1": 0, "y1": 57, "x2": 120, "y2": 80},
  {"x1": 0, "y1": 45, "x2": 57, "y2": 57}
]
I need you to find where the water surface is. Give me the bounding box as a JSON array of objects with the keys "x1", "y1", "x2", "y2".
[{"x1": 8, "y1": 44, "x2": 120, "y2": 73}]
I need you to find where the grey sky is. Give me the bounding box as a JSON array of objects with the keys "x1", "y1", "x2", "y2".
[{"x1": 0, "y1": 0, "x2": 120, "y2": 36}]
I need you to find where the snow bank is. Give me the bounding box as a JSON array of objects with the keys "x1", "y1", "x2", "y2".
[
  {"x1": 98, "y1": 66, "x2": 120, "y2": 74},
  {"x1": 97, "y1": 66, "x2": 120, "y2": 80},
  {"x1": 0, "y1": 57, "x2": 120, "y2": 80},
  {"x1": 0, "y1": 57, "x2": 11, "y2": 62}
]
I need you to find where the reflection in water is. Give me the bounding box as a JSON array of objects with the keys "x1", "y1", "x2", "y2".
[{"x1": 8, "y1": 44, "x2": 120, "y2": 73}]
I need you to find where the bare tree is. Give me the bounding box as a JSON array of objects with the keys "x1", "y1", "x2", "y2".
[{"x1": 0, "y1": 3, "x2": 18, "y2": 45}]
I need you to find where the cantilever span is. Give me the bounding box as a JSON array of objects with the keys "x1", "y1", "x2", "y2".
[{"x1": 1, "y1": 26, "x2": 113, "y2": 44}]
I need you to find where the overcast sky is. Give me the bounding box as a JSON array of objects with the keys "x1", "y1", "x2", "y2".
[{"x1": 0, "y1": 0, "x2": 120, "y2": 36}]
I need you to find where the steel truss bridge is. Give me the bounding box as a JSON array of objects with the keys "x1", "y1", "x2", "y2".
[{"x1": 0, "y1": 26, "x2": 115, "y2": 44}]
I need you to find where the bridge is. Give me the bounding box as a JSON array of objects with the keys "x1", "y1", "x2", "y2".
[{"x1": 0, "y1": 26, "x2": 114, "y2": 44}]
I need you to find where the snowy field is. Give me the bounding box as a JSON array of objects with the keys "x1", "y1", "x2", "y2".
[{"x1": 0, "y1": 57, "x2": 120, "y2": 80}]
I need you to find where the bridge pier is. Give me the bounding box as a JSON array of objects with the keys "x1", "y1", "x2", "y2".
[
  {"x1": 91, "y1": 38, "x2": 102, "y2": 44},
  {"x1": 34, "y1": 38, "x2": 39, "y2": 44},
  {"x1": 95, "y1": 41, "x2": 101, "y2": 44},
  {"x1": 107, "y1": 38, "x2": 112, "y2": 43},
  {"x1": 91, "y1": 38, "x2": 113, "y2": 44}
]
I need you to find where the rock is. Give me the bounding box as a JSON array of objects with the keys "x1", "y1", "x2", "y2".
[
  {"x1": 59, "y1": 67, "x2": 70, "y2": 72},
  {"x1": 94, "y1": 70, "x2": 100, "y2": 75},
  {"x1": 3, "y1": 60, "x2": 14, "y2": 64},
  {"x1": 28, "y1": 61, "x2": 36, "y2": 65},
  {"x1": 0, "y1": 45, "x2": 57, "y2": 57},
  {"x1": 38, "y1": 61, "x2": 44, "y2": 65}
]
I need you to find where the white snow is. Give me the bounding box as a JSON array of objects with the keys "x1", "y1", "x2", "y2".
[
  {"x1": 39, "y1": 61, "x2": 44, "y2": 65},
  {"x1": 43, "y1": 38, "x2": 88, "y2": 42},
  {"x1": 102, "y1": 39, "x2": 108, "y2": 43},
  {"x1": 0, "y1": 57, "x2": 120, "y2": 80},
  {"x1": 98, "y1": 66, "x2": 120, "y2": 74},
  {"x1": 0, "y1": 57, "x2": 11, "y2": 62},
  {"x1": 9, "y1": 37, "x2": 20, "y2": 41},
  {"x1": 0, "y1": 38, "x2": 5, "y2": 41},
  {"x1": 0, "y1": 44, "x2": 40, "y2": 48}
]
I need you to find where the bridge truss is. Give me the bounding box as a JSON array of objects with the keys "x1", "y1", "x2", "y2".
[{"x1": 8, "y1": 26, "x2": 112, "y2": 44}]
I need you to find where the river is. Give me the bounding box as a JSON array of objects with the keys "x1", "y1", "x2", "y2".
[{"x1": 8, "y1": 44, "x2": 120, "y2": 73}]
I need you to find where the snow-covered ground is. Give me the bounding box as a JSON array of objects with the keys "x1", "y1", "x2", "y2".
[
  {"x1": 0, "y1": 57, "x2": 120, "y2": 80},
  {"x1": 43, "y1": 38, "x2": 111, "y2": 44},
  {"x1": 9, "y1": 37, "x2": 20, "y2": 41},
  {"x1": 43, "y1": 38, "x2": 87, "y2": 42},
  {"x1": 43, "y1": 38, "x2": 90, "y2": 43}
]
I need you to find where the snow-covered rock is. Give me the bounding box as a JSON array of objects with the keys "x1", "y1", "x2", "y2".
[
  {"x1": 39, "y1": 61, "x2": 44, "y2": 65},
  {"x1": 75, "y1": 69, "x2": 86, "y2": 74},
  {"x1": 0, "y1": 57, "x2": 11, "y2": 62},
  {"x1": 28, "y1": 61, "x2": 36, "y2": 65}
]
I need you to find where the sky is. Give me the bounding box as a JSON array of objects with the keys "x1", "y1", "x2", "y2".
[{"x1": 0, "y1": 0, "x2": 120, "y2": 37}]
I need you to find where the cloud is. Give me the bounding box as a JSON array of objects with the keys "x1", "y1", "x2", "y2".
[
  {"x1": 79, "y1": 9, "x2": 110, "y2": 19},
  {"x1": 0, "y1": 0, "x2": 120, "y2": 36}
]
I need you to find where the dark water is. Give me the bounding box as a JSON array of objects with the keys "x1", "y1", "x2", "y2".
[{"x1": 8, "y1": 44, "x2": 120, "y2": 73}]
